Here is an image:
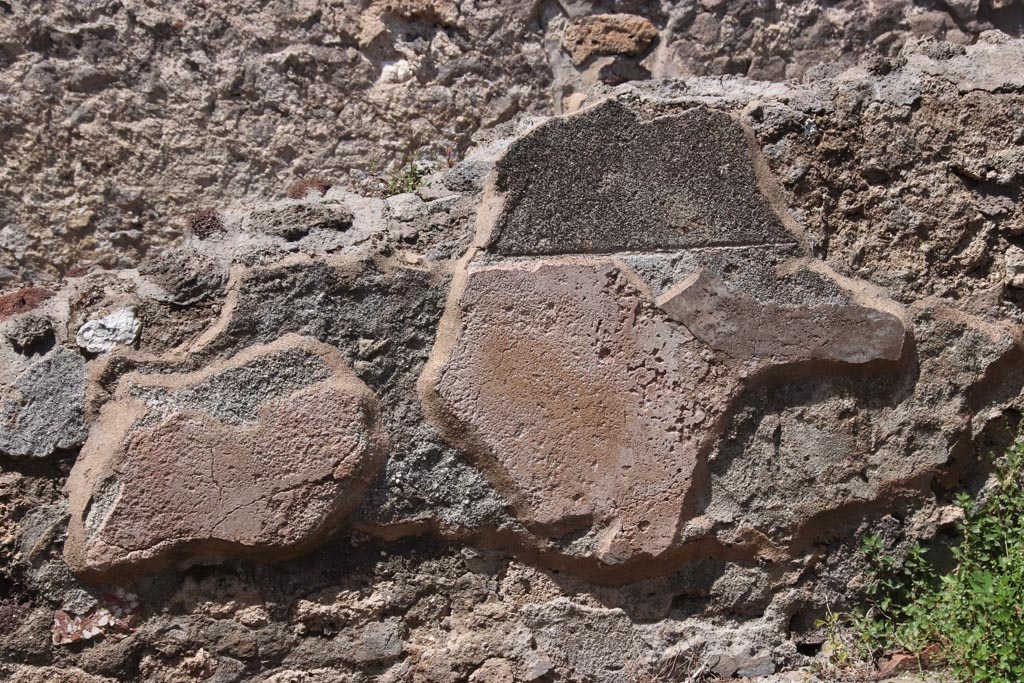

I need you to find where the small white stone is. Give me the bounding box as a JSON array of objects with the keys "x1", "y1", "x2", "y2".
[
  {"x1": 385, "y1": 192, "x2": 425, "y2": 222},
  {"x1": 1007, "y1": 245, "x2": 1024, "y2": 289},
  {"x1": 379, "y1": 59, "x2": 414, "y2": 83},
  {"x1": 76, "y1": 309, "x2": 141, "y2": 353}
]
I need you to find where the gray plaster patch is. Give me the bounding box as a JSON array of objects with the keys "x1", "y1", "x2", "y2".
[
  {"x1": 488, "y1": 99, "x2": 795, "y2": 255},
  {"x1": 621, "y1": 245, "x2": 849, "y2": 304},
  {"x1": 132, "y1": 348, "x2": 333, "y2": 425},
  {"x1": 0, "y1": 347, "x2": 88, "y2": 458}
]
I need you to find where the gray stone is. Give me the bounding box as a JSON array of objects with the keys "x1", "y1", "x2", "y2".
[
  {"x1": 736, "y1": 658, "x2": 777, "y2": 678},
  {"x1": 133, "y1": 347, "x2": 335, "y2": 425},
  {"x1": 4, "y1": 314, "x2": 55, "y2": 354},
  {"x1": 0, "y1": 347, "x2": 87, "y2": 458},
  {"x1": 656, "y1": 267, "x2": 906, "y2": 367},
  {"x1": 944, "y1": 0, "x2": 980, "y2": 20},
  {"x1": 244, "y1": 202, "x2": 354, "y2": 241},
  {"x1": 385, "y1": 193, "x2": 426, "y2": 223},
  {"x1": 484, "y1": 100, "x2": 795, "y2": 255},
  {"x1": 442, "y1": 137, "x2": 512, "y2": 194},
  {"x1": 342, "y1": 619, "x2": 405, "y2": 665},
  {"x1": 138, "y1": 248, "x2": 228, "y2": 306}
]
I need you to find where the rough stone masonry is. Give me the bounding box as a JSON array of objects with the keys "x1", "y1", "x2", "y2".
[
  {"x1": 3, "y1": 0, "x2": 1023, "y2": 288},
  {"x1": 2, "y1": 34, "x2": 1024, "y2": 683}
]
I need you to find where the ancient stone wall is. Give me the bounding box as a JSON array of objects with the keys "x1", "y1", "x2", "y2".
[
  {"x1": 2, "y1": 0, "x2": 1023, "y2": 287},
  {"x1": 2, "y1": 34, "x2": 1024, "y2": 681}
]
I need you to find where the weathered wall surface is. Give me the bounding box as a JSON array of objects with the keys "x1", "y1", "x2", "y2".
[
  {"x1": 2, "y1": 35, "x2": 1024, "y2": 681},
  {"x1": 2, "y1": 0, "x2": 1023, "y2": 287}
]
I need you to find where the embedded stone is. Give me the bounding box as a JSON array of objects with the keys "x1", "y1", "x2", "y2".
[
  {"x1": 0, "y1": 287, "x2": 55, "y2": 320},
  {"x1": 5, "y1": 313, "x2": 55, "y2": 354},
  {"x1": 76, "y1": 309, "x2": 141, "y2": 354},
  {"x1": 427, "y1": 258, "x2": 736, "y2": 563},
  {"x1": 421, "y1": 95, "x2": 916, "y2": 570},
  {"x1": 484, "y1": 100, "x2": 795, "y2": 256},
  {"x1": 563, "y1": 14, "x2": 658, "y2": 66},
  {"x1": 423, "y1": 257, "x2": 907, "y2": 566},
  {"x1": 656, "y1": 268, "x2": 906, "y2": 368},
  {"x1": 244, "y1": 201, "x2": 354, "y2": 241},
  {"x1": 0, "y1": 347, "x2": 88, "y2": 459},
  {"x1": 944, "y1": 0, "x2": 979, "y2": 20},
  {"x1": 138, "y1": 248, "x2": 228, "y2": 306},
  {"x1": 65, "y1": 335, "x2": 386, "y2": 581}
]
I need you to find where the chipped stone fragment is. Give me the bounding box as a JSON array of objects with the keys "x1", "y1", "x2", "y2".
[
  {"x1": 0, "y1": 347, "x2": 87, "y2": 459},
  {"x1": 656, "y1": 268, "x2": 906, "y2": 367},
  {"x1": 65, "y1": 335, "x2": 386, "y2": 582},
  {"x1": 76, "y1": 309, "x2": 141, "y2": 353}
]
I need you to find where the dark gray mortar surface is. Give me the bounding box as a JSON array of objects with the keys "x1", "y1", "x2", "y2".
[{"x1": 489, "y1": 99, "x2": 794, "y2": 255}]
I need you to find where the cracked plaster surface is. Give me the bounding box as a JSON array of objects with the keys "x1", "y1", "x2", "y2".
[{"x1": 64, "y1": 335, "x2": 387, "y2": 581}]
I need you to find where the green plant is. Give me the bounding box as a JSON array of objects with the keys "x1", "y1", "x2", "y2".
[
  {"x1": 854, "y1": 534, "x2": 937, "y2": 658},
  {"x1": 823, "y1": 439, "x2": 1024, "y2": 682},
  {"x1": 384, "y1": 156, "x2": 427, "y2": 196},
  {"x1": 935, "y1": 442, "x2": 1024, "y2": 681}
]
